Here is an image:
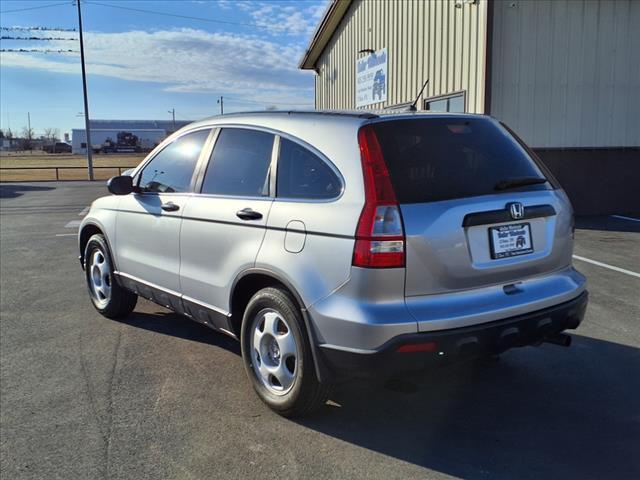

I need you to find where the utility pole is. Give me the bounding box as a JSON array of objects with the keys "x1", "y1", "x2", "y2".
[
  {"x1": 168, "y1": 108, "x2": 176, "y2": 131},
  {"x1": 217, "y1": 96, "x2": 224, "y2": 115},
  {"x1": 27, "y1": 112, "x2": 31, "y2": 152},
  {"x1": 77, "y1": 0, "x2": 94, "y2": 180}
]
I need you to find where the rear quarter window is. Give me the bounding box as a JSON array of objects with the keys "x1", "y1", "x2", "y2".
[
  {"x1": 276, "y1": 138, "x2": 341, "y2": 200},
  {"x1": 372, "y1": 117, "x2": 551, "y2": 204}
]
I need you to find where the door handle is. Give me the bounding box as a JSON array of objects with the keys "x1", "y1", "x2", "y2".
[
  {"x1": 236, "y1": 208, "x2": 262, "y2": 221},
  {"x1": 161, "y1": 202, "x2": 180, "y2": 212}
]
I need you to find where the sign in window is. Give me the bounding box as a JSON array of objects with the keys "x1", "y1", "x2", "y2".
[{"x1": 356, "y1": 48, "x2": 387, "y2": 108}]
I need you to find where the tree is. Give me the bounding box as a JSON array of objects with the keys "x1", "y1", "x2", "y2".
[
  {"x1": 5, "y1": 128, "x2": 13, "y2": 140},
  {"x1": 21, "y1": 126, "x2": 35, "y2": 151},
  {"x1": 0, "y1": 129, "x2": 4, "y2": 139},
  {"x1": 43, "y1": 128, "x2": 60, "y2": 144}
]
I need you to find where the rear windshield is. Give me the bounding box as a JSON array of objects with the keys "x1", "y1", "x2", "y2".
[{"x1": 372, "y1": 117, "x2": 551, "y2": 204}]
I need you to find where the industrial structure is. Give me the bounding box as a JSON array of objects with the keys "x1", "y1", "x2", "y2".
[
  {"x1": 300, "y1": 0, "x2": 639, "y2": 214},
  {"x1": 72, "y1": 119, "x2": 191, "y2": 155}
]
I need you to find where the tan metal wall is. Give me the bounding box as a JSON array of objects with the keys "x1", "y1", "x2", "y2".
[
  {"x1": 490, "y1": 0, "x2": 640, "y2": 148},
  {"x1": 315, "y1": 0, "x2": 488, "y2": 112}
]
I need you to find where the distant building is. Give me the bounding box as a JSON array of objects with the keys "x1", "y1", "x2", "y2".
[
  {"x1": 0, "y1": 138, "x2": 20, "y2": 151},
  {"x1": 72, "y1": 119, "x2": 192, "y2": 155},
  {"x1": 300, "y1": 0, "x2": 640, "y2": 215}
]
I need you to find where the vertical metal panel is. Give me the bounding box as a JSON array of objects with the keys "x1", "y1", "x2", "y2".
[
  {"x1": 491, "y1": 0, "x2": 640, "y2": 148},
  {"x1": 313, "y1": 0, "x2": 488, "y2": 112}
]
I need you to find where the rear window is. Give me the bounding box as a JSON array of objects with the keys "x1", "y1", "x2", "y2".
[{"x1": 372, "y1": 118, "x2": 551, "y2": 204}]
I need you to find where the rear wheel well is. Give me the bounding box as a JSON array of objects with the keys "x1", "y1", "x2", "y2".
[
  {"x1": 230, "y1": 273, "x2": 299, "y2": 338},
  {"x1": 79, "y1": 224, "x2": 103, "y2": 266}
]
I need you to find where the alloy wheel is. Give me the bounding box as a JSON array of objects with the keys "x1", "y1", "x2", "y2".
[{"x1": 250, "y1": 309, "x2": 298, "y2": 395}]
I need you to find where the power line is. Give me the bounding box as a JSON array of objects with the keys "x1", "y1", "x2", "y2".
[
  {"x1": 0, "y1": 2, "x2": 71, "y2": 14},
  {"x1": 0, "y1": 49, "x2": 78, "y2": 53},
  {"x1": 1, "y1": 36, "x2": 77, "y2": 41},
  {"x1": 84, "y1": 1, "x2": 269, "y2": 30},
  {"x1": 1, "y1": 27, "x2": 77, "y2": 32}
]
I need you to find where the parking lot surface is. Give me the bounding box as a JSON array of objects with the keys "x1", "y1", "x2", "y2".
[{"x1": 1, "y1": 182, "x2": 639, "y2": 480}]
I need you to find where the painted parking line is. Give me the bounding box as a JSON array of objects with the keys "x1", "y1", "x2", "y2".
[
  {"x1": 611, "y1": 215, "x2": 640, "y2": 223},
  {"x1": 65, "y1": 220, "x2": 82, "y2": 229},
  {"x1": 78, "y1": 207, "x2": 89, "y2": 216},
  {"x1": 573, "y1": 255, "x2": 640, "y2": 279},
  {"x1": 55, "y1": 233, "x2": 78, "y2": 237}
]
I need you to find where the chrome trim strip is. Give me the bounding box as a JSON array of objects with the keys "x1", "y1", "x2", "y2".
[
  {"x1": 181, "y1": 294, "x2": 230, "y2": 317},
  {"x1": 114, "y1": 271, "x2": 181, "y2": 297},
  {"x1": 113, "y1": 271, "x2": 231, "y2": 317}
]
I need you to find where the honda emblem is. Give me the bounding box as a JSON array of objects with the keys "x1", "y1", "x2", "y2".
[{"x1": 508, "y1": 202, "x2": 525, "y2": 220}]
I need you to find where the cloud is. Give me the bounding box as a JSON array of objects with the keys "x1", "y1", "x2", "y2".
[
  {"x1": 247, "y1": 1, "x2": 328, "y2": 36},
  {"x1": 0, "y1": 28, "x2": 316, "y2": 107}
]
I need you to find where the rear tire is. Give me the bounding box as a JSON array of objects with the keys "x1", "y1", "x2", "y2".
[
  {"x1": 84, "y1": 234, "x2": 137, "y2": 319},
  {"x1": 240, "y1": 287, "x2": 330, "y2": 417}
]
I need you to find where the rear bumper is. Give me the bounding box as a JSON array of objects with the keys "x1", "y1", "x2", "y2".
[
  {"x1": 308, "y1": 266, "x2": 586, "y2": 351},
  {"x1": 319, "y1": 290, "x2": 588, "y2": 378}
]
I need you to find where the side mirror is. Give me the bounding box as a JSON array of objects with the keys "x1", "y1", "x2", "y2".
[{"x1": 107, "y1": 175, "x2": 134, "y2": 195}]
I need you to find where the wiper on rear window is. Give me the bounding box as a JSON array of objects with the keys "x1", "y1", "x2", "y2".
[{"x1": 494, "y1": 176, "x2": 547, "y2": 191}]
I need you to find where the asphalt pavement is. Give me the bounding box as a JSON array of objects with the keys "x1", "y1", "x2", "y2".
[{"x1": 1, "y1": 182, "x2": 639, "y2": 480}]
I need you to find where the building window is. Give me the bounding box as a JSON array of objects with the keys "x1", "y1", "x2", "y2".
[
  {"x1": 81, "y1": 143, "x2": 87, "y2": 148},
  {"x1": 424, "y1": 91, "x2": 466, "y2": 113},
  {"x1": 384, "y1": 102, "x2": 413, "y2": 112}
]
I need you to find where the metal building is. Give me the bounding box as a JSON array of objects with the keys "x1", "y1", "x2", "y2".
[
  {"x1": 299, "y1": 0, "x2": 640, "y2": 215},
  {"x1": 72, "y1": 119, "x2": 191, "y2": 155}
]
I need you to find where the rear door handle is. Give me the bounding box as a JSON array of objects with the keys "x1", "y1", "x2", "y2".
[
  {"x1": 161, "y1": 202, "x2": 180, "y2": 212},
  {"x1": 236, "y1": 208, "x2": 262, "y2": 221}
]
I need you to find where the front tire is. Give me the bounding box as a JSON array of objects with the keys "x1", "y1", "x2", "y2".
[
  {"x1": 240, "y1": 287, "x2": 329, "y2": 417},
  {"x1": 84, "y1": 234, "x2": 137, "y2": 318}
]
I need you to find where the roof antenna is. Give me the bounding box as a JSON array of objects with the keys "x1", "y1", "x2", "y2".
[{"x1": 408, "y1": 78, "x2": 429, "y2": 111}]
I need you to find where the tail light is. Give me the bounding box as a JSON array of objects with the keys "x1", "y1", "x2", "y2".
[{"x1": 353, "y1": 125, "x2": 405, "y2": 268}]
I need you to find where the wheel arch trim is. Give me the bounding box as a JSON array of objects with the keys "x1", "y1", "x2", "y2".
[
  {"x1": 230, "y1": 267, "x2": 331, "y2": 383},
  {"x1": 79, "y1": 221, "x2": 117, "y2": 272}
]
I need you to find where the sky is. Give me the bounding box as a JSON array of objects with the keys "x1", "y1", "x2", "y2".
[{"x1": 0, "y1": 0, "x2": 328, "y2": 137}]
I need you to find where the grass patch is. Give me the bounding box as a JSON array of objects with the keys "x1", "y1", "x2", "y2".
[{"x1": 0, "y1": 152, "x2": 146, "y2": 182}]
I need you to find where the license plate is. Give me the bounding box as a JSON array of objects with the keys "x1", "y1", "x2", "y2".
[{"x1": 489, "y1": 223, "x2": 534, "y2": 259}]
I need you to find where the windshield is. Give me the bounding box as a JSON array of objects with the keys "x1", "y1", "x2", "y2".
[{"x1": 372, "y1": 117, "x2": 551, "y2": 204}]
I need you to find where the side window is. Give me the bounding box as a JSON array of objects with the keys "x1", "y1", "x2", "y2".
[
  {"x1": 277, "y1": 138, "x2": 341, "y2": 200},
  {"x1": 138, "y1": 129, "x2": 210, "y2": 193},
  {"x1": 201, "y1": 128, "x2": 274, "y2": 197}
]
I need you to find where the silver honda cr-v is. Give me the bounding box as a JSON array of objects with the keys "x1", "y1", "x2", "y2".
[{"x1": 79, "y1": 111, "x2": 588, "y2": 416}]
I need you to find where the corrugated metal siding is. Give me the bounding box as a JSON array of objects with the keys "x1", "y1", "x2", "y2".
[
  {"x1": 314, "y1": 0, "x2": 488, "y2": 112},
  {"x1": 491, "y1": 0, "x2": 640, "y2": 148}
]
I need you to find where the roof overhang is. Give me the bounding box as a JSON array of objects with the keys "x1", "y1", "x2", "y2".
[{"x1": 298, "y1": 0, "x2": 353, "y2": 70}]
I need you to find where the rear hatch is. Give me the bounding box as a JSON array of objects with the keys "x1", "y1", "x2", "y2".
[{"x1": 371, "y1": 116, "x2": 572, "y2": 297}]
